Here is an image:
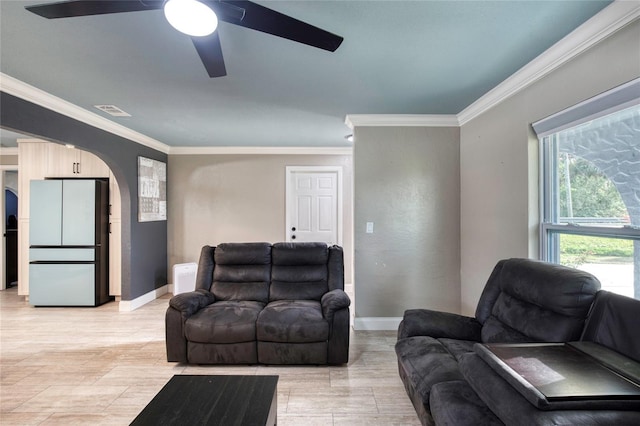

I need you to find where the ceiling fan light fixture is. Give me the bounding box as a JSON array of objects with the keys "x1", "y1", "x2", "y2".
[{"x1": 164, "y1": 0, "x2": 218, "y2": 37}]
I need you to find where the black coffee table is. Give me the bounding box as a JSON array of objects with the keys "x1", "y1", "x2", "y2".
[{"x1": 130, "y1": 375, "x2": 278, "y2": 426}]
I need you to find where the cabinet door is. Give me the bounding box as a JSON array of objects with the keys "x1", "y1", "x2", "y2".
[
  {"x1": 19, "y1": 141, "x2": 48, "y2": 220},
  {"x1": 19, "y1": 141, "x2": 49, "y2": 296},
  {"x1": 47, "y1": 144, "x2": 110, "y2": 177},
  {"x1": 109, "y1": 219, "x2": 121, "y2": 296},
  {"x1": 46, "y1": 143, "x2": 77, "y2": 177},
  {"x1": 109, "y1": 171, "x2": 121, "y2": 220},
  {"x1": 62, "y1": 180, "x2": 96, "y2": 246},
  {"x1": 29, "y1": 263, "x2": 95, "y2": 306},
  {"x1": 30, "y1": 180, "x2": 62, "y2": 246},
  {"x1": 78, "y1": 150, "x2": 110, "y2": 177}
]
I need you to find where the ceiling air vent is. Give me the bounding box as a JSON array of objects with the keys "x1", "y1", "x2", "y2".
[{"x1": 94, "y1": 104, "x2": 131, "y2": 117}]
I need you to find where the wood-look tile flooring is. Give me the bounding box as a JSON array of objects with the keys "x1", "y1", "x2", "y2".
[{"x1": 0, "y1": 287, "x2": 420, "y2": 425}]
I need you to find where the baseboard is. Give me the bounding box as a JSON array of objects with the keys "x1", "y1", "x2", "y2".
[
  {"x1": 118, "y1": 284, "x2": 170, "y2": 312},
  {"x1": 354, "y1": 317, "x2": 403, "y2": 331}
]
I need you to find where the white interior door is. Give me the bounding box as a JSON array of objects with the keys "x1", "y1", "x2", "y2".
[{"x1": 286, "y1": 166, "x2": 342, "y2": 245}]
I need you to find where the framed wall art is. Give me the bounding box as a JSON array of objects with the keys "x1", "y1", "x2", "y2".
[{"x1": 138, "y1": 156, "x2": 166, "y2": 222}]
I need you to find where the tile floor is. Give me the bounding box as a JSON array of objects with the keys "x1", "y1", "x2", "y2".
[{"x1": 0, "y1": 287, "x2": 420, "y2": 425}]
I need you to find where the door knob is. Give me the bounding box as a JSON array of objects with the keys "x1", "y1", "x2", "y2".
[
  {"x1": 291, "y1": 227, "x2": 296, "y2": 231},
  {"x1": 292, "y1": 235, "x2": 296, "y2": 240}
]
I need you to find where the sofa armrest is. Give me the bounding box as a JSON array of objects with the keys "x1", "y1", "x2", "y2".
[
  {"x1": 398, "y1": 309, "x2": 482, "y2": 341},
  {"x1": 459, "y1": 352, "x2": 640, "y2": 425},
  {"x1": 322, "y1": 289, "x2": 351, "y2": 364},
  {"x1": 321, "y1": 289, "x2": 351, "y2": 322},
  {"x1": 166, "y1": 289, "x2": 215, "y2": 363},
  {"x1": 169, "y1": 289, "x2": 215, "y2": 316}
]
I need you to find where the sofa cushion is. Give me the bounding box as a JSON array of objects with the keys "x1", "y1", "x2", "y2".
[
  {"x1": 257, "y1": 300, "x2": 329, "y2": 343},
  {"x1": 438, "y1": 338, "x2": 476, "y2": 362},
  {"x1": 581, "y1": 291, "x2": 640, "y2": 362},
  {"x1": 482, "y1": 291, "x2": 591, "y2": 343},
  {"x1": 185, "y1": 300, "x2": 264, "y2": 344},
  {"x1": 258, "y1": 341, "x2": 327, "y2": 365},
  {"x1": 479, "y1": 258, "x2": 600, "y2": 343},
  {"x1": 270, "y1": 242, "x2": 329, "y2": 301},
  {"x1": 188, "y1": 341, "x2": 258, "y2": 364},
  {"x1": 215, "y1": 242, "x2": 272, "y2": 265},
  {"x1": 211, "y1": 243, "x2": 271, "y2": 303},
  {"x1": 395, "y1": 336, "x2": 465, "y2": 408},
  {"x1": 430, "y1": 381, "x2": 504, "y2": 426}
]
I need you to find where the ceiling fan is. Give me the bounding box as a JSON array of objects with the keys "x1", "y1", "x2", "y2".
[{"x1": 25, "y1": 0, "x2": 344, "y2": 78}]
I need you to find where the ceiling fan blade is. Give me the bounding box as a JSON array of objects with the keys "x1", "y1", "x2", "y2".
[
  {"x1": 25, "y1": 0, "x2": 163, "y2": 19},
  {"x1": 210, "y1": 0, "x2": 343, "y2": 52},
  {"x1": 192, "y1": 32, "x2": 227, "y2": 78}
]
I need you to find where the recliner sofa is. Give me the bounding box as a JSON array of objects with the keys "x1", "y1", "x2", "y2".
[
  {"x1": 166, "y1": 242, "x2": 350, "y2": 365},
  {"x1": 396, "y1": 258, "x2": 640, "y2": 425}
]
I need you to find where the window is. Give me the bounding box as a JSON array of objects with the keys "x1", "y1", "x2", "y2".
[{"x1": 536, "y1": 79, "x2": 640, "y2": 300}]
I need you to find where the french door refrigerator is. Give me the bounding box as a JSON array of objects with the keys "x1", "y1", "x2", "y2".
[{"x1": 29, "y1": 179, "x2": 110, "y2": 306}]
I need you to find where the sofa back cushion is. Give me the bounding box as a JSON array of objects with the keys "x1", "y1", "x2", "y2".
[
  {"x1": 270, "y1": 242, "x2": 330, "y2": 301},
  {"x1": 476, "y1": 258, "x2": 600, "y2": 343},
  {"x1": 581, "y1": 291, "x2": 640, "y2": 362},
  {"x1": 211, "y1": 243, "x2": 271, "y2": 303}
]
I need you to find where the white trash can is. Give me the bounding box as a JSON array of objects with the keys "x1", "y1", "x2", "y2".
[{"x1": 172, "y1": 262, "x2": 197, "y2": 295}]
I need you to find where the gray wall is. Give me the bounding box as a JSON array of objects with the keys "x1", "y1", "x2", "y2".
[
  {"x1": 353, "y1": 126, "x2": 460, "y2": 320},
  {"x1": 168, "y1": 153, "x2": 353, "y2": 283},
  {"x1": 460, "y1": 20, "x2": 640, "y2": 315},
  {"x1": 0, "y1": 92, "x2": 168, "y2": 300}
]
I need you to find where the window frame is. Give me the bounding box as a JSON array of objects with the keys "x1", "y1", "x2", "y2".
[{"x1": 538, "y1": 112, "x2": 640, "y2": 264}]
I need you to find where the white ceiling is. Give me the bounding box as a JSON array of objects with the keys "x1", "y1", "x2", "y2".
[{"x1": 0, "y1": 0, "x2": 614, "y2": 149}]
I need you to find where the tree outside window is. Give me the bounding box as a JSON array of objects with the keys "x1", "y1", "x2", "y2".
[{"x1": 542, "y1": 104, "x2": 640, "y2": 299}]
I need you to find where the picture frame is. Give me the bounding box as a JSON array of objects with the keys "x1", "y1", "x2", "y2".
[{"x1": 138, "y1": 156, "x2": 166, "y2": 222}]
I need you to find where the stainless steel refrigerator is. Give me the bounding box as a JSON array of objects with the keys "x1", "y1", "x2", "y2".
[{"x1": 29, "y1": 179, "x2": 110, "y2": 306}]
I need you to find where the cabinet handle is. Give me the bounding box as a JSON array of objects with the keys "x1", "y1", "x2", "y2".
[
  {"x1": 72, "y1": 162, "x2": 76, "y2": 174},
  {"x1": 77, "y1": 162, "x2": 80, "y2": 174}
]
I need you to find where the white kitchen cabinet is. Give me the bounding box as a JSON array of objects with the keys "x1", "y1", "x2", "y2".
[
  {"x1": 17, "y1": 140, "x2": 48, "y2": 295},
  {"x1": 108, "y1": 170, "x2": 122, "y2": 297},
  {"x1": 47, "y1": 143, "x2": 110, "y2": 177},
  {"x1": 109, "y1": 219, "x2": 121, "y2": 297}
]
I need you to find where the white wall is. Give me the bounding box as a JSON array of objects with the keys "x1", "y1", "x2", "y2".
[
  {"x1": 460, "y1": 20, "x2": 640, "y2": 315},
  {"x1": 167, "y1": 153, "x2": 353, "y2": 283},
  {"x1": 3, "y1": 170, "x2": 17, "y2": 193}
]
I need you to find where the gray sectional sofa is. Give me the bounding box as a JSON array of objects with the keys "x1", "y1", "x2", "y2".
[
  {"x1": 396, "y1": 258, "x2": 640, "y2": 425},
  {"x1": 166, "y1": 242, "x2": 350, "y2": 365}
]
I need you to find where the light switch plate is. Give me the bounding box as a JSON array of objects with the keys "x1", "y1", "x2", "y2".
[{"x1": 366, "y1": 222, "x2": 374, "y2": 233}]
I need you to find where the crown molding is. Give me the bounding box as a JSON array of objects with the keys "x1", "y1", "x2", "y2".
[
  {"x1": 345, "y1": 114, "x2": 459, "y2": 129},
  {"x1": 458, "y1": 1, "x2": 640, "y2": 125},
  {"x1": 169, "y1": 146, "x2": 352, "y2": 155},
  {"x1": 0, "y1": 73, "x2": 170, "y2": 154}
]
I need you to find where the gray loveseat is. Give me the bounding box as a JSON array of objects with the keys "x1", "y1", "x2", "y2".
[
  {"x1": 166, "y1": 242, "x2": 350, "y2": 365},
  {"x1": 396, "y1": 258, "x2": 640, "y2": 425}
]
